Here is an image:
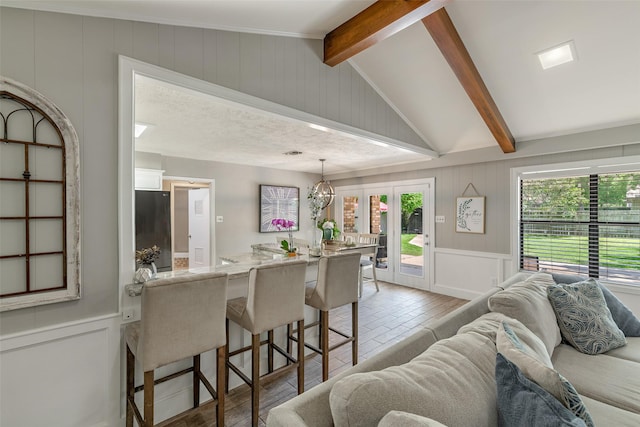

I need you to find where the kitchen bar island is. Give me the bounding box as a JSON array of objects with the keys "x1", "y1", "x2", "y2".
[{"x1": 122, "y1": 241, "x2": 376, "y2": 409}]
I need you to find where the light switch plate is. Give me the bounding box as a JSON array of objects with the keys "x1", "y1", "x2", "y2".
[
  {"x1": 435, "y1": 215, "x2": 445, "y2": 223},
  {"x1": 216, "y1": 216, "x2": 224, "y2": 223}
]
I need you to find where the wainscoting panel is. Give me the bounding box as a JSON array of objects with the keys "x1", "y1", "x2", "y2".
[
  {"x1": 0, "y1": 314, "x2": 121, "y2": 427},
  {"x1": 433, "y1": 248, "x2": 513, "y2": 300}
]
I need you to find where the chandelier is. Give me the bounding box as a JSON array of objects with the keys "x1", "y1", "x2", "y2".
[{"x1": 312, "y1": 159, "x2": 335, "y2": 209}]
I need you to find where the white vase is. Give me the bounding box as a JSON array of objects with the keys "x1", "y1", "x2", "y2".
[{"x1": 134, "y1": 262, "x2": 157, "y2": 284}]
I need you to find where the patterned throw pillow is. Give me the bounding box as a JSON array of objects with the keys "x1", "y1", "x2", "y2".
[
  {"x1": 547, "y1": 281, "x2": 626, "y2": 355},
  {"x1": 553, "y1": 277, "x2": 640, "y2": 337},
  {"x1": 496, "y1": 322, "x2": 594, "y2": 427},
  {"x1": 495, "y1": 353, "x2": 587, "y2": 427}
]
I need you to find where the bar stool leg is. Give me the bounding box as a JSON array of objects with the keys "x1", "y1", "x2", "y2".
[
  {"x1": 286, "y1": 323, "x2": 293, "y2": 364},
  {"x1": 268, "y1": 330, "x2": 274, "y2": 373},
  {"x1": 251, "y1": 333, "x2": 260, "y2": 427},
  {"x1": 193, "y1": 354, "x2": 201, "y2": 408},
  {"x1": 216, "y1": 346, "x2": 225, "y2": 427},
  {"x1": 297, "y1": 319, "x2": 305, "y2": 394},
  {"x1": 320, "y1": 310, "x2": 329, "y2": 382},
  {"x1": 352, "y1": 302, "x2": 359, "y2": 366},
  {"x1": 372, "y1": 265, "x2": 379, "y2": 292},
  {"x1": 126, "y1": 346, "x2": 134, "y2": 427},
  {"x1": 225, "y1": 319, "x2": 230, "y2": 393},
  {"x1": 144, "y1": 370, "x2": 155, "y2": 426}
]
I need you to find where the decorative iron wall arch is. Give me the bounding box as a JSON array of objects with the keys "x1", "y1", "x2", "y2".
[{"x1": 0, "y1": 76, "x2": 80, "y2": 311}]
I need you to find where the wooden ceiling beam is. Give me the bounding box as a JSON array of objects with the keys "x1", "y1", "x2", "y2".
[
  {"x1": 422, "y1": 9, "x2": 515, "y2": 153},
  {"x1": 323, "y1": 0, "x2": 448, "y2": 67}
]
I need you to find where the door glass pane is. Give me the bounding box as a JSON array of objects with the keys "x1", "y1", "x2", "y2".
[
  {"x1": 370, "y1": 194, "x2": 388, "y2": 269},
  {"x1": 342, "y1": 195, "x2": 359, "y2": 233},
  {"x1": 400, "y1": 192, "x2": 423, "y2": 277}
]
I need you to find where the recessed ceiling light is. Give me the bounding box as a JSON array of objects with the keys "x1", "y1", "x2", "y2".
[
  {"x1": 284, "y1": 150, "x2": 303, "y2": 156},
  {"x1": 309, "y1": 123, "x2": 329, "y2": 132},
  {"x1": 134, "y1": 123, "x2": 148, "y2": 138},
  {"x1": 537, "y1": 41, "x2": 576, "y2": 70}
]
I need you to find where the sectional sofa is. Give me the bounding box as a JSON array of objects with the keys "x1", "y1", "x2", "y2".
[{"x1": 267, "y1": 272, "x2": 640, "y2": 426}]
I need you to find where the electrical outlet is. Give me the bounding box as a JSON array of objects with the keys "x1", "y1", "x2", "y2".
[{"x1": 122, "y1": 308, "x2": 135, "y2": 321}]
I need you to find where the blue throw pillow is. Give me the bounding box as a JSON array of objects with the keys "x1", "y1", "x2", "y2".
[{"x1": 496, "y1": 353, "x2": 587, "y2": 427}]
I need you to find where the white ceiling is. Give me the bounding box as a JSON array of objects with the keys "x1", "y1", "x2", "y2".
[{"x1": 6, "y1": 0, "x2": 640, "y2": 174}]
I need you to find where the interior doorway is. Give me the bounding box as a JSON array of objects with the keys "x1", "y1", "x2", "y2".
[{"x1": 166, "y1": 179, "x2": 212, "y2": 271}]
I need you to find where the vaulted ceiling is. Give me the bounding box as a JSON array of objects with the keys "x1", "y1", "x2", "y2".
[{"x1": 5, "y1": 0, "x2": 640, "y2": 174}]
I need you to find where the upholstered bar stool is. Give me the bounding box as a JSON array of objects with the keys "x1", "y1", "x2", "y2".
[
  {"x1": 225, "y1": 260, "x2": 307, "y2": 427},
  {"x1": 295, "y1": 252, "x2": 361, "y2": 381},
  {"x1": 125, "y1": 272, "x2": 228, "y2": 427}
]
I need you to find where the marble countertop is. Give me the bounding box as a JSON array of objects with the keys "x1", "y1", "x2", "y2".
[
  {"x1": 124, "y1": 241, "x2": 376, "y2": 297},
  {"x1": 125, "y1": 252, "x2": 319, "y2": 297}
]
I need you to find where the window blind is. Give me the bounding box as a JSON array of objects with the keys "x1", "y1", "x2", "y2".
[{"x1": 520, "y1": 172, "x2": 640, "y2": 285}]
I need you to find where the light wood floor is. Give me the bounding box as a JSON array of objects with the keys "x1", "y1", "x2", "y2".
[{"x1": 157, "y1": 281, "x2": 467, "y2": 427}]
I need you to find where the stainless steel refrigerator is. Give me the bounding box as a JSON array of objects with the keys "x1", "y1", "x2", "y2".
[{"x1": 135, "y1": 190, "x2": 172, "y2": 272}]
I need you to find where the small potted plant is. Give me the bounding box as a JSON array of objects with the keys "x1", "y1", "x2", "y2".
[
  {"x1": 271, "y1": 218, "x2": 297, "y2": 256},
  {"x1": 134, "y1": 245, "x2": 161, "y2": 282}
]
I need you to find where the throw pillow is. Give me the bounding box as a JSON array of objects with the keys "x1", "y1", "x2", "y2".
[
  {"x1": 555, "y1": 278, "x2": 640, "y2": 337},
  {"x1": 547, "y1": 281, "x2": 626, "y2": 355},
  {"x1": 378, "y1": 411, "x2": 448, "y2": 427},
  {"x1": 329, "y1": 332, "x2": 499, "y2": 427},
  {"x1": 488, "y1": 280, "x2": 562, "y2": 356},
  {"x1": 495, "y1": 353, "x2": 587, "y2": 427},
  {"x1": 496, "y1": 322, "x2": 594, "y2": 427}
]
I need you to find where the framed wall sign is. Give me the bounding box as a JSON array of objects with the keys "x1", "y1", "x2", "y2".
[
  {"x1": 456, "y1": 196, "x2": 485, "y2": 234},
  {"x1": 259, "y1": 185, "x2": 300, "y2": 232}
]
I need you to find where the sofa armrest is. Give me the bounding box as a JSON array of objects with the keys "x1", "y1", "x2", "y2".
[{"x1": 266, "y1": 327, "x2": 439, "y2": 427}]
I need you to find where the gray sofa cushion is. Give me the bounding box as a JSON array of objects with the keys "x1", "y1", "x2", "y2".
[
  {"x1": 495, "y1": 354, "x2": 587, "y2": 427},
  {"x1": 547, "y1": 281, "x2": 626, "y2": 355},
  {"x1": 552, "y1": 344, "x2": 640, "y2": 414},
  {"x1": 488, "y1": 279, "x2": 562, "y2": 356},
  {"x1": 580, "y1": 395, "x2": 640, "y2": 427},
  {"x1": 266, "y1": 327, "x2": 439, "y2": 427},
  {"x1": 329, "y1": 332, "x2": 498, "y2": 427},
  {"x1": 377, "y1": 411, "x2": 448, "y2": 427},
  {"x1": 457, "y1": 312, "x2": 510, "y2": 343},
  {"x1": 605, "y1": 336, "x2": 640, "y2": 363}
]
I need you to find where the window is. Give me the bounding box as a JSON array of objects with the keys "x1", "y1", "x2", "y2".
[
  {"x1": 0, "y1": 77, "x2": 80, "y2": 311},
  {"x1": 517, "y1": 161, "x2": 640, "y2": 286}
]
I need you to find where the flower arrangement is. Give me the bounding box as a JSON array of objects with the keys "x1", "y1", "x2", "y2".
[
  {"x1": 136, "y1": 245, "x2": 161, "y2": 266},
  {"x1": 307, "y1": 187, "x2": 325, "y2": 224},
  {"x1": 272, "y1": 218, "x2": 296, "y2": 254},
  {"x1": 318, "y1": 218, "x2": 340, "y2": 240}
]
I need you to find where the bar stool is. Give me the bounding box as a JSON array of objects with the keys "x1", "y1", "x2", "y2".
[
  {"x1": 294, "y1": 252, "x2": 361, "y2": 381},
  {"x1": 225, "y1": 260, "x2": 307, "y2": 427},
  {"x1": 357, "y1": 233, "x2": 380, "y2": 295},
  {"x1": 125, "y1": 272, "x2": 228, "y2": 427}
]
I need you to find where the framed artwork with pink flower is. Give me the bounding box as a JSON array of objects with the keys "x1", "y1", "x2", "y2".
[{"x1": 259, "y1": 185, "x2": 299, "y2": 232}]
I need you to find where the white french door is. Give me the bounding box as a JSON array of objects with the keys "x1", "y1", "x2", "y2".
[{"x1": 335, "y1": 178, "x2": 433, "y2": 290}]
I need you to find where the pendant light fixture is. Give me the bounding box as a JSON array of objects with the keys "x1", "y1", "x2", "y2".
[{"x1": 312, "y1": 159, "x2": 335, "y2": 209}]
